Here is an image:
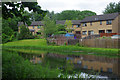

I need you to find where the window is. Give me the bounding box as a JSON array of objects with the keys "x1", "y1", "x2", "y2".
[
  {"x1": 83, "y1": 23, "x2": 87, "y2": 27},
  {"x1": 83, "y1": 65, "x2": 88, "y2": 69},
  {"x1": 90, "y1": 22, "x2": 92, "y2": 26},
  {"x1": 82, "y1": 31, "x2": 87, "y2": 35},
  {"x1": 106, "y1": 20, "x2": 112, "y2": 25},
  {"x1": 99, "y1": 30, "x2": 105, "y2": 33},
  {"x1": 107, "y1": 68, "x2": 112, "y2": 73},
  {"x1": 100, "y1": 21, "x2": 102, "y2": 25},
  {"x1": 33, "y1": 26, "x2": 34, "y2": 29},
  {"x1": 88, "y1": 30, "x2": 94, "y2": 35},
  {"x1": 100, "y1": 67, "x2": 103, "y2": 72},
  {"x1": 76, "y1": 25, "x2": 79, "y2": 28},
  {"x1": 106, "y1": 30, "x2": 112, "y2": 33}
]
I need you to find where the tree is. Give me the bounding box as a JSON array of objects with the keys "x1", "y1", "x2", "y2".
[
  {"x1": 65, "y1": 20, "x2": 72, "y2": 33},
  {"x1": 2, "y1": 1, "x2": 46, "y2": 24},
  {"x1": 79, "y1": 10, "x2": 96, "y2": 20},
  {"x1": 2, "y1": 19, "x2": 14, "y2": 43},
  {"x1": 17, "y1": 25, "x2": 34, "y2": 40},
  {"x1": 54, "y1": 24, "x2": 66, "y2": 34},
  {"x1": 53, "y1": 10, "x2": 96, "y2": 20},
  {"x1": 103, "y1": 2, "x2": 120, "y2": 14},
  {"x1": 42, "y1": 15, "x2": 57, "y2": 38},
  {"x1": 30, "y1": 12, "x2": 46, "y2": 21}
]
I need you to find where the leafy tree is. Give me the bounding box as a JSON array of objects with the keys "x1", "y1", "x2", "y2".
[
  {"x1": 79, "y1": 10, "x2": 96, "y2": 20},
  {"x1": 17, "y1": 25, "x2": 34, "y2": 40},
  {"x1": 2, "y1": 19, "x2": 15, "y2": 43},
  {"x1": 2, "y1": 1, "x2": 46, "y2": 22},
  {"x1": 54, "y1": 24, "x2": 66, "y2": 34},
  {"x1": 56, "y1": 24, "x2": 66, "y2": 31},
  {"x1": 65, "y1": 20, "x2": 73, "y2": 33},
  {"x1": 54, "y1": 10, "x2": 96, "y2": 20},
  {"x1": 103, "y1": 2, "x2": 120, "y2": 14},
  {"x1": 30, "y1": 12, "x2": 46, "y2": 21},
  {"x1": 42, "y1": 15, "x2": 57, "y2": 38}
]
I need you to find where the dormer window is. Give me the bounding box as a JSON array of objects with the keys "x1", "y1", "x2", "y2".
[
  {"x1": 106, "y1": 20, "x2": 112, "y2": 25},
  {"x1": 83, "y1": 23, "x2": 87, "y2": 27}
]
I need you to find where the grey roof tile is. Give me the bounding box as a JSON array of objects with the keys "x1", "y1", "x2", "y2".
[{"x1": 80, "y1": 12, "x2": 119, "y2": 23}]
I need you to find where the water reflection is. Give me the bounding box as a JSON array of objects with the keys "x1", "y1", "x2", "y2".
[{"x1": 18, "y1": 52, "x2": 120, "y2": 78}]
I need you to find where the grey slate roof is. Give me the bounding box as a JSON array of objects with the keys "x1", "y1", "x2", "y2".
[
  {"x1": 56, "y1": 20, "x2": 81, "y2": 25},
  {"x1": 80, "y1": 12, "x2": 119, "y2": 23},
  {"x1": 18, "y1": 21, "x2": 44, "y2": 26}
]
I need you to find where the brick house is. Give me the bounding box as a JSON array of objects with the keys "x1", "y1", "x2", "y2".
[
  {"x1": 75, "y1": 12, "x2": 120, "y2": 38},
  {"x1": 18, "y1": 21, "x2": 44, "y2": 35}
]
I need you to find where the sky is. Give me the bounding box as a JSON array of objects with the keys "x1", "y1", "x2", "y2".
[{"x1": 38, "y1": 0, "x2": 119, "y2": 15}]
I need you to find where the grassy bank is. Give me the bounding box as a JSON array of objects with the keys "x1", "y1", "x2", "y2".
[{"x1": 3, "y1": 39, "x2": 119, "y2": 57}]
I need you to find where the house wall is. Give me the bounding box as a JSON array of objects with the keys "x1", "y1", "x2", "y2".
[
  {"x1": 80, "y1": 21, "x2": 113, "y2": 38},
  {"x1": 112, "y1": 16, "x2": 119, "y2": 33},
  {"x1": 119, "y1": 15, "x2": 120, "y2": 33},
  {"x1": 66, "y1": 24, "x2": 80, "y2": 34},
  {"x1": 28, "y1": 25, "x2": 42, "y2": 35}
]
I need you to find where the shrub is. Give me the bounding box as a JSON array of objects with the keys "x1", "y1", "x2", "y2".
[
  {"x1": 2, "y1": 50, "x2": 60, "y2": 79},
  {"x1": 18, "y1": 25, "x2": 34, "y2": 40}
]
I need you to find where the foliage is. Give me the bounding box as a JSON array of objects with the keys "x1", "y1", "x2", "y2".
[
  {"x1": 103, "y1": 2, "x2": 120, "y2": 14},
  {"x1": 2, "y1": 19, "x2": 16, "y2": 43},
  {"x1": 56, "y1": 24, "x2": 66, "y2": 31},
  {"x1": 65, "y1": 20, "x2": 73, "y2": 33},
  {"x1": 2, "y1": 50, "x2": 60, "y2": 79},
  {"x1": 30, "y1": 12, "x2": 46, "y2": 21},
  {"x1": 17, "y1": 25, "x2": 34, "y2": 40},
  {"x1": 2, "y1": 2, "x2": 46, "y2": 21},
  {"x1": 49, "y1": 10, "x2": 96, "y2": 20},
  {"x1": 42, "y1": 15, "x2": 57, "y2": 38},
  {"x1": 55, "y1": 31, "x2": 67, "y2": 35},
  {"x1": 54, "y1": 24, "x2": 66, "y2": 34}
]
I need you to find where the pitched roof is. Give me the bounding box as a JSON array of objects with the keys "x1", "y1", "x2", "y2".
[
  {"x1": 80, "y1": 12, "x2": 119, "y2": 23},
  {"x1": 18, "y1": 21, "x2": 44, "y2": 26},
  {"x1": 56, "y1": 20, "x2": 81, "y2": 25}
]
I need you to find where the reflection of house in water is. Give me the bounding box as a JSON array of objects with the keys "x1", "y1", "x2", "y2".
[
  {"x1": 30, "y1": 54, "x2": 44, "y2": 64},
  {"x1": 72, "y1": 54, "x2": 120, "y2": 77}
]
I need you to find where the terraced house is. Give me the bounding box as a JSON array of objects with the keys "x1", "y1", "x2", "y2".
[
  {"x1": 18, "y1": 12, "x2": 120, "y2": 38},
  {"x1": 18, "y1": 20, "x2": 81, "y2": 35},
  {"x1": 56, "y1": 20, "x2": 81, "y2": 34},
  {"x1": 18, "y1": 21, "x2": 44, "y2": 35},
  {"x1": 75, "y1": 12, "x2": 120, "y2": 38}
]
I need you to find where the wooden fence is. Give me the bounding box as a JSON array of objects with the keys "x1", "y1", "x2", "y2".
[
  {"x1": 79, "y1": 39, "x2": 120, "y2": 48},
  {"x1": 48, "y1": 38, "x2": 120, "y2": 49}
]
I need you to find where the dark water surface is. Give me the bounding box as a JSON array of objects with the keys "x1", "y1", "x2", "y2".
[{"x1": 18, "y1": 52, "x2": 120, "y2": 78}]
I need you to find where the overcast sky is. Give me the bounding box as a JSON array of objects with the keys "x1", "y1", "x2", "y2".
[{"x1": 38, "y1": 0, "x2": 119, "y2": 15}]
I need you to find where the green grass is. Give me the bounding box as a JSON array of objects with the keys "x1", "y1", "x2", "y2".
[
  {"x1": 4, "y1": 39, "x2": 47, "y2": 46},
  {"x1": 3, "y1": 39, "x2": 120, "y2": 57}
]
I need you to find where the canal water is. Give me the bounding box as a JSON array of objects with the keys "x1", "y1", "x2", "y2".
[{"x1": 18, "y1": 52, "x2": 120, "y2": 78}]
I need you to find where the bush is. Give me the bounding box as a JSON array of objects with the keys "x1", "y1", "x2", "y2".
[
  {"x1": 18, "y1": 25, "x2": 34, "y2": 40},
  {"x1": 55, "y1": 31, "x2": 67, "y2": 35},
  {"x1": 2, "y1": 50, "x2": 60, "y2": 79}
]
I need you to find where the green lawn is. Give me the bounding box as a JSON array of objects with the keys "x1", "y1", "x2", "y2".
[{"x1": 3, "y1": 39, "x2": 119, "y2": 57}]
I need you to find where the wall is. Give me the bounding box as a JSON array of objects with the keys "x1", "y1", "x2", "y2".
[
  {"x1": 112, "y1": 15, "x2": 119, "y2": 33},
  {"x1": 28, "y1": 25, "x2": 43, "y2": 35},
  {"x1": 80, "y1": 21, "x2": 112, "y2": 38}
]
